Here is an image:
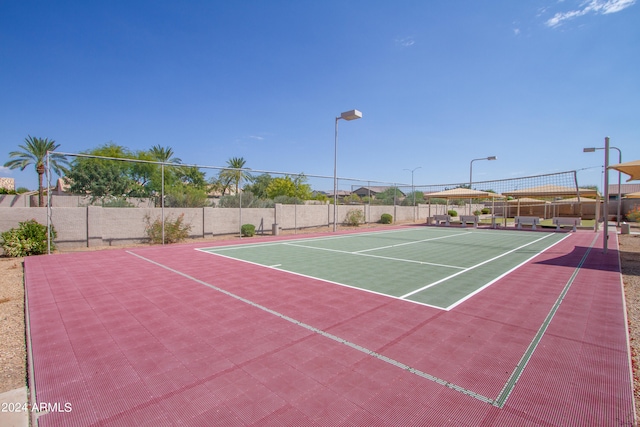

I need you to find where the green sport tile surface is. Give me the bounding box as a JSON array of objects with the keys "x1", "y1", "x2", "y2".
[{"x1": 200, "y1": 228, "x2": 568, "y2": 309}]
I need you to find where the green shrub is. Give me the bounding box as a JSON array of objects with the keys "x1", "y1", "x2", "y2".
[
  {"x1": 241, "y1": 224, "x2": 256, "y2": 237},
  {"x1": 380, "y1": 213, "x2": 393, "y2": 224},
  {"x1": 345, "y1": 209, "x2": 365, "y2": 226},
  {"x1": 627, "y1": 207, "x2": 640, "y2": 222},
  {"x1": 1, "y1": 219, "x2": 55, "y2": 256},
  {"x1": 448, "y1": 210, "x2": 458, "y2": 217},
  {"x1": 144, "y1": 213, "x2": 192, "y2": 244},
  {"x1": 473, "y1": 210, "x2": 482, "y2": 216},
  {"x1": 481, "y1": 208, "x2": 490, "y2": 214}
]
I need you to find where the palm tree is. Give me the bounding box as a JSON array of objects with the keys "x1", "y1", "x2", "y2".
[
  {"x1": 218, "y1": 157, "x2": 253, "y2": 194},
  {"x1": 149, "y1": 145, "x2": 181, "y2": 164},
  {"x1": 4, "y1": 135, "x2": 70, "y2": 207}
]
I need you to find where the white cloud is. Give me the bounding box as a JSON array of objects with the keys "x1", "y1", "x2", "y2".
[
  {"x1": 395, "y1": 36, "x2": 415, "y2": 47},
  {"x1": 545, "y1": 0, "x2": 636, "y2": 27},
  {"x1": 513, "y1": 27, "x2": 521, "y2": 35},
  {"x1": 0, "y1": 166, "x2": 12, "y2": 175},
  {"x1": 248, "y1": 135, "x2": 264, "y2": 141}
]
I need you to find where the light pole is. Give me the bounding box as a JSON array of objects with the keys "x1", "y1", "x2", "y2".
[
  {"x1": 334, "y1": 109, "x2": 362, "y2": 231},
  {"x1": 583, "y1": 144, "x2": 622, "y2": 227},
  {"x1": 584, "y1": 137, "x2": 614, "y2": 254},
  {"x1": 404, "y1": 167, "x2": 422, "y2": 206},
  {"x1": 469, "y1": 156, "x2": 497, "y2": 214},
  {"x1": 404, "y1": 167, "x2": 422, "y2": 221}
]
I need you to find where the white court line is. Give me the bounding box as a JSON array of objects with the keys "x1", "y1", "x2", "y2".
[
  {"x1": 195, "y1": 227, "x2": 468, "y2": 253},
  {"x1": 127, "y1": 249, "x2": 495, "y2": 404},
  {"x1": 400, "y1": 233, "x2": 557, "y2": 299},
  {"x1": 283, "y1": 242, "x2": 465, "y2": 270},
  {"x1": 354, "y1": 231, "x2": 472, "y2": 253},
  {"x1": 443, "y1": 233, "x2": 571, "y2": 310}
]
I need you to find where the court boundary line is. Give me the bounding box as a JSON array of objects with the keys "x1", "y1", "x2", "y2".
[
  {"x1": 125, "y1": 249, "x2": 497, "y2": 405},
  {"x1": 282, "y1": 241, "x2": 466, "y2": 270},
  {"x1": 196, "y1": 227, "x2": 475, "y2": 253},
  {"x1": 202, "y1": 249, "x2": 444, "y2": 309},
  {"x1": 493, "y1": 232, "x2": 599, "y2": 407},
  {"x1": 400, "y1": 233, "x2": 560, "y2": 299},
  {"x1": 444, "y1": 233, "x2": 571, "y2": 310},
  {"x1": 126, "y1": 230, "x2": 598, "y2": 408},
  {"x1": 198, "y1": 229, "x2": 569, "y2": 310}
]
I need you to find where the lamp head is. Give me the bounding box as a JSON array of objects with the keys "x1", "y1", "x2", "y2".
[
  {"x1": 487, "y1": 156, "x2": 497, "y2": 160},
  {"x1": 583, "y1": 147, "x2": 596, "y2": 152},
  {"x1": 340, "y1": 110, "x2": 363, "y2": 121}
]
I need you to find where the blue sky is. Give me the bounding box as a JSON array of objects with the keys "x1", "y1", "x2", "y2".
[{"x1": 1, "y1": 0, "x2": 638, "y2": 193}]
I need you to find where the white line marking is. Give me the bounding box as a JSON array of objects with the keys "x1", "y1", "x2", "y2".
[
  {"x1": 444, "y1": 233, "x2": 571, "y2": 310},
  {"x1": 126, "y1": 249, "x2": 494, "y2": 404},
  {"x1": 354, "y1": 232, "x2": 473, "y2": 253},
  {"x1": 283, "y1": 242, "x2": 465, "y2": 270},
  {"x1": 202, "y1": 249, "x2": 447, "y2": 310},
  {"x1": 400, "y1": 233, "x2": 557, "y2": 299}
]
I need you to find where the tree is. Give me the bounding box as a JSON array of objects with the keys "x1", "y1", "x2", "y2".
[
  {"x1": 149, "y1": 145, "x2": 181, "y2": 164},
  {"x1": 266, "y1": 174, "x2": 312, "y2": 200},
  {"x1": 218, "y1": 157, "x2": 253, "y2": 195},
  {"x1": 243, "y1": 173, "x2": 273, "y2": 199},
  {"x1": 66, "y1": 143, "x2": 145, "y2": 201},
  {"x1": 4, "y1": 135, "x2": 70, "y2": 207}
]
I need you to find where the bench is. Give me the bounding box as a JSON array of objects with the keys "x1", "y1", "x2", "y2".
[
  {"x1": 491, "y1": 216, "x2": 504, "y2": 229},
  {"x1": 433, "y1": 214, "x2": 451, "y2": 226},
  {"x1": 459, "y1": 215, "x2": 478, "y2": 228},
  {"x1": 515, "y1": 216, "x2": 540, "y2": 230},
  {"x1": 552, "y1": 217, "x2": 580, "y2": 232}
]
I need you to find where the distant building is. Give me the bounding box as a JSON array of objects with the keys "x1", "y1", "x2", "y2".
[
  {"x1": 608, "y1": 183, "x2": 640, "y2": 198},
  {"x1": 352, "y1": 186, "x2": 406, "y2": 198},
  {"x1": 0, "y1": 177, "x2": 15, "y2": 191}
]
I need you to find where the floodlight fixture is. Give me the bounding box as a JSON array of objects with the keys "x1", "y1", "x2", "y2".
[
  {"x1": 334, "y1": 109, "x2": 363, "y2": 231},
  {"x1": 340, "y1": 110, "x2": 363, "y2": 121},
  {"x1": 583, "y1": 141, "x2": 623, "y2": 230}
]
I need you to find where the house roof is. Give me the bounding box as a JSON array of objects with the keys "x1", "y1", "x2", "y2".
[
  {"x1": 608, "y1": 183, "x2": 640, "y2": 195},
  {"x1": 426, "y1": 188, "x2": 503, "y2": 199},
  {"x1": 502, "y1": 185, "x2": 598, "y2": 198},
  {"x1": 352, "y1": 186, "x2": 406, "y2": 196}
]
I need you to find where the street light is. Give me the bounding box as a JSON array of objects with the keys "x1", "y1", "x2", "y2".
[
  {"x1": 403, "y1": 167, "x2": 422, "y2": 206},
  {"x1": 469, "y1": 156, "x2": 497, "y2": 214},
  {"x1": 583, "y1": 144, "x2": 622, "y2": 227},
  {"x1": 404, "y1": 166, "x2": 422, "y2": 221},
  {"x1": 334, "y1": 109, "x2": 362, "y2": 231},
  {"x1": 584, "y1": 137, "x2": 616, "y2": 254}
]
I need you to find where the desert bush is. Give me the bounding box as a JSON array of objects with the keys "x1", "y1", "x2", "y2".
[
  {"x1": 481, "y1": 208, "x2": 490, "y2": 214},
  {"x1": 144, "y1": 213, "x2": 192, "y2": 244},
  {"x1": 1, "y1": 219, "x2": 55, "y2": 256},
  {"x1": 345, "y1": 209, "x2": 365, "y2": 226},
  {"x1": 448, "y1": 210, "x2": 458, "y2": 217},
  {"x1": 627, "y1": 206, "x2": 640, "y2": 222},
  {"x1": 380, "y1": 213, "x2": 393, "y2": 224},
  {"x1": 241, "y1": 224, "x2": 256, "y2": 237}
]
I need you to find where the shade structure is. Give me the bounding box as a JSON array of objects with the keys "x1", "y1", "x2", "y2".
[
  {"x1": 425, "y1": 188, "x2": 503, "y2": 199},
  {"x1": 506, "y1": 197, "x2": 548, "y2": 204},
  {"x1": 609, "y1": 160, "x2": 640, "y2": 182},
  {"x1": 502, "y1": 184, "x2": 597, "y2": 198},
  {"x1": 624, "y1": 191, "x2": 640, "y2": 199},
  {"x1": 557, "y1": 197, "x2": 598, "y2": 203}
]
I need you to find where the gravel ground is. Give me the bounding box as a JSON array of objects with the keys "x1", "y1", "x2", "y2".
[{"x1": 1, "y1": 224, "x2": 640, "y2": 418}]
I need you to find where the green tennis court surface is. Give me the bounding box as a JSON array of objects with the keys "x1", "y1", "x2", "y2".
[{"x1": 199, "y1": 228, "x2": 568, "y2": 310}]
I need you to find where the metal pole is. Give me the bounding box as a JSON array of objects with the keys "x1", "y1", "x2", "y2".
[
  {"x1": 46, "y1": 151, "x2": 51, "y2": 254},
  {"x1": 611, "y1": 147, "x2": 622, "y2": 226},
  {"x1": 161, "y1": 164, "x2": 165, "y2": 245},
  {"x1": 603, "y1": 137, "x2": 610, "y2": 254},
  {"x1": 333, "y1": 117, "x2": 339, "y2": 232}
]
